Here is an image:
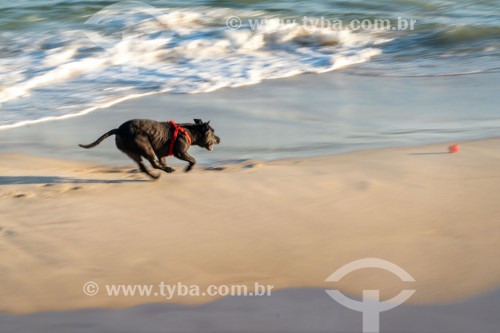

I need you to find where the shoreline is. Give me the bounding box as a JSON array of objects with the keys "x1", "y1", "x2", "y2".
[
  {"x1": 1, "y1": 71, "x2": 499, "y2": 165},
  {"x1": 1, "y1": 137, "x2": 499, "y2": 314}
]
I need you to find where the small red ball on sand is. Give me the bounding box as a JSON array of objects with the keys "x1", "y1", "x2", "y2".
[{"x1": 449, "y1": 144, "x2": 460, "y2": 153}]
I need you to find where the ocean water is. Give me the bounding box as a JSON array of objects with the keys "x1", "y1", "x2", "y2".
[{"x1": 0, "y1": 0, "x2": 498, "y2": 129}]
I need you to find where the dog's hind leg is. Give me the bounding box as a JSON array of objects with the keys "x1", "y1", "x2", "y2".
[
  {"x1": 126, "y1": 151, "x2": 160, "y2": 180},
  {"x1": 116, "y1": 135, "x2": 160, "y2": 179},
  {"x1": 135, "y1": 135, "x2": 175, "y2": 174}
]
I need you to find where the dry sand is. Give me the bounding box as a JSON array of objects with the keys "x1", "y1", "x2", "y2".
[{"x1": 1, "y1": 138, "x2": 499, "y2": 314}]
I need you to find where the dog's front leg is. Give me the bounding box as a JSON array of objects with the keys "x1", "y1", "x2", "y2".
[
  {"x1": 160, "y1": 156, "x2": 176, "y2": 173},
  {"x1": 175, "y1": 150, "x2": 196, "y2": 172}
]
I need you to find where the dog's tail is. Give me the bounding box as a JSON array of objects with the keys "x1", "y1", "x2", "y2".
[{"x1": 79, "y1": 129, "x2": 118, "y2": 149}]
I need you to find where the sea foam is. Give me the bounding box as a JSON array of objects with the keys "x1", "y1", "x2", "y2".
[{"x1": 0, "y1": 7, "x2": 385, "y2": 129}]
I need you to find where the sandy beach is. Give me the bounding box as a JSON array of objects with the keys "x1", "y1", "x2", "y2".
[{"x1": 1, "y1": 137, "x2": 499, "y2": 315}]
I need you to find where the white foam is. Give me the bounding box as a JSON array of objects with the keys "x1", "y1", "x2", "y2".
[{"x1": 0, "y1": 7, "x2": 386, "y2": 130}]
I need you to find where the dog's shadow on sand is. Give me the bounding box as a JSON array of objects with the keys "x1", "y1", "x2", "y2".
[{"x1": 0, "y1": 176, "x2": 147, "y2": 185}]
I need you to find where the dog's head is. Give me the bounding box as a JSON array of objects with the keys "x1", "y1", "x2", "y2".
[{"x1": 194, "y1": 119, "x2": 220, "y2": 151}]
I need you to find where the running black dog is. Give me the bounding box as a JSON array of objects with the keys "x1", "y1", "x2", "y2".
[{"x1": 79, "y1": 119, "x2": 220, "y2": 179}]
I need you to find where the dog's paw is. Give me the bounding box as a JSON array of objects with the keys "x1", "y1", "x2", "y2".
[
  {"x1": 165, "y1": 166, "x2": 176, "y2": 173},
  {"x1": 184, "y1": 165, "x2": 193, "y2": 173},
  {"x1": 149, "y1": 173, "x2": 161, "y2": 180}
]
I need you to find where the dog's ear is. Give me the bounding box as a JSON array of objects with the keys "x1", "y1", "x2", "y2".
[{"x1": 194, "y1": 119, "x2": 203, "y2": 125}]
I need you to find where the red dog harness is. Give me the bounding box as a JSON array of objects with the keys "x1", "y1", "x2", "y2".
[{"x1": 167, "y1": 121, "x2": 192, "y2": 156}]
